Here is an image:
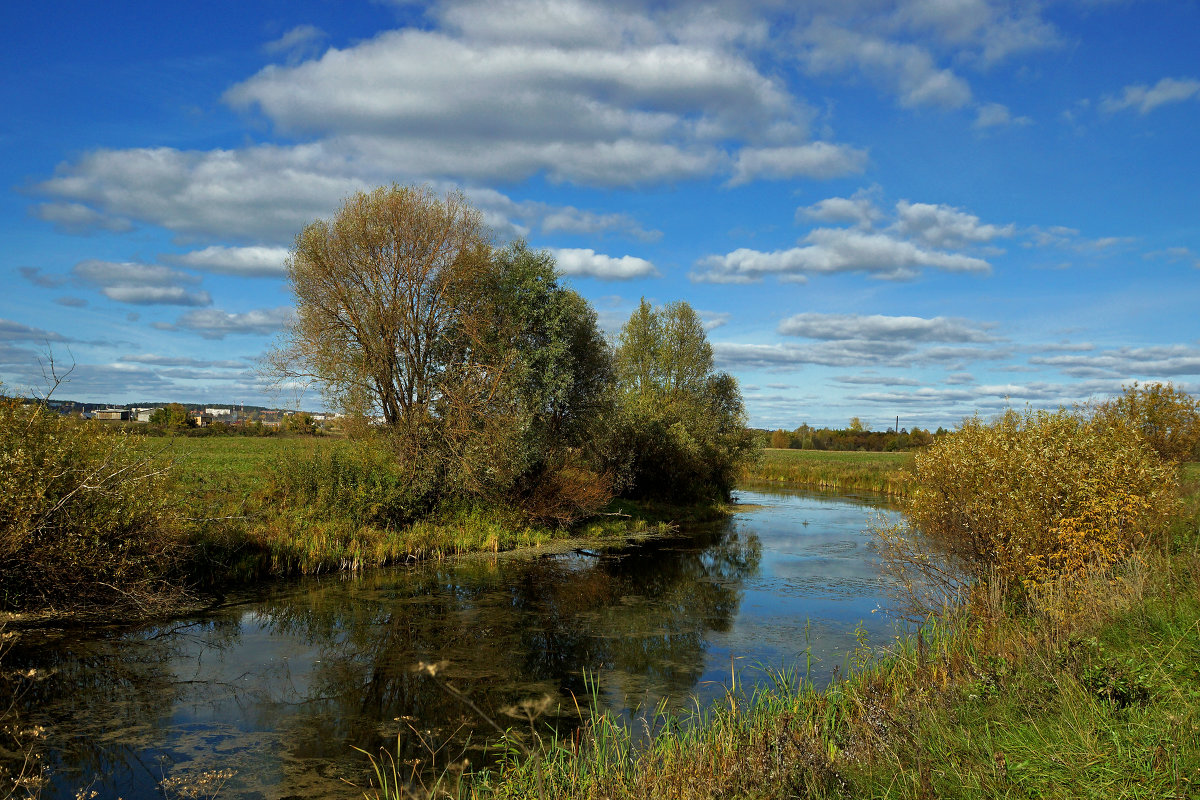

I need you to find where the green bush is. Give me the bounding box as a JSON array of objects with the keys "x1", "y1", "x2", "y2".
[{"x1": 0, "y1": 398, "x2": 183, "y2": 610}]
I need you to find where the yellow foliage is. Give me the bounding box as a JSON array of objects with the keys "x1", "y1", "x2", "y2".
[{"x1": 875, "y1": 405, "x2": 1178, "y2": 612}]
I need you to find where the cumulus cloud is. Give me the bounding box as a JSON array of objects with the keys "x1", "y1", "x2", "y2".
[
  {"x1": 71, "y1": 259, "x2": 212, "y2": 306},
  {"x1": 693, "y1": 227, "x2": 991, "y2": 283},
  {"x1": 166, "y1": 307, "x2": 295, "y2": 339},
  {"x1": 164, "y1": 245, "x2": 291, "y2": 278},
  {"x1": 973, "y1": 102, "x2": 1032, "y2": 129},
  {"x1": 799, "y1": 22, "x2": 972, "y2": 109},
  {"x1": 777, "y1": 313, "x2": 999, "y2": 343},
  {"x1": 893, "y1": 200, "x2": 1015, "y2": 248},
  {"x1": 797, "y1": 187, "x2": 883, "y2": 229},
  {"x1": 1102, "y1": 77, "x2": 1200, "y2": 115},
  {"x1": 552, "y1": 248, "x2": 659, "y2": 280},
  {"x1": 100, "y1": 287, "x2": 213, "y2": 306},
  {"x1": 728, "y1": 142, "x2": 868, "y2": 185},
  {"x1": 540, "y1": 207, "x2": 661, "y2": 241},
  {"x1": 37, "y1": 145, "x2": 368, "y2": 244},
  {"x1": 32, "y1": 201, "x2": 134, "y2": 235}
]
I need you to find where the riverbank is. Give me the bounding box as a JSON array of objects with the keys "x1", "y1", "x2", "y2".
[
  {"x1": 742, "y1": 448, "x2": 913, "y2": 496},
  {"x1": 435, "y1": 464, "x2": 1200, "y2": 799}
]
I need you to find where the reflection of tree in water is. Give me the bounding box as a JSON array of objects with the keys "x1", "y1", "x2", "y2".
[
  {"x1": 257, "y1": 518, "x2": 761, "y2": 771},
  {"x1": 1, "y1": 619, "x2": 243, "y2": 800},
  {"x1": 8, "y1": 519, "x2": 761, "y2": 799}
]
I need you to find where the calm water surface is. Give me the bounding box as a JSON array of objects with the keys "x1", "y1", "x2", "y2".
[{"x1": 8, "y1": 486, "x2": 901, "y2": 799}]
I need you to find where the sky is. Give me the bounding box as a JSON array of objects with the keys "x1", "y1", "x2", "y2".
[{"x1": 2, "y1": 0, "x2": 1198, "y2": 430}]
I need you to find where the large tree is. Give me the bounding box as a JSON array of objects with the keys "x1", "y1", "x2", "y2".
[
  {"x1": 269, "y1": 187, "x2": 614, "y2": 520},
  {"x1": 270, "y1": 184, "x2": 494, "y2": 429},
  {"x1": 609, "y1": 298, "x2": 756, "y2": 502}
]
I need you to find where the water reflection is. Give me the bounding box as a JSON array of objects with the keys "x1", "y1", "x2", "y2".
[{"x1": 5, "y1": 487, "x2": 897, "y2": 800}]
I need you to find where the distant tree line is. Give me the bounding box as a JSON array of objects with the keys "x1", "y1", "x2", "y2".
[{"x1": 756, "y1": 420, "x2": 943, "y2": 452}]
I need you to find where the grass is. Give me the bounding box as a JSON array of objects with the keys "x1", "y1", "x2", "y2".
[
  {"x1": 742, "y1": 448, "x2": 914, "y2": 496},
  {"x1": 143, "y1": 435, "x2": 680, "y2": 587},
  {"x1": 143, "y1": 434, "x2": 336, "y2": 493},
  {"x1": 351, "y1": 465, "x2": 1200, "y2": 800}
]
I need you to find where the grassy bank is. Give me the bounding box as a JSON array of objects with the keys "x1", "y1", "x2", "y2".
[
  {"x1": 395, "y1": 465, "x2": 1199, "y2": 800},
  {"x1": 742, "y1": 448, "x2": 914, "y2": 496},
  {"x1": 158, "y1": 435, "x2": 683, "y2": 589}
]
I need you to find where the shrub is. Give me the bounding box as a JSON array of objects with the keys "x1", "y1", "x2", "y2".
[
  {"x1": 1096, "y1": 381, "x2": 1200, "y2": 463},
  {"x1": 0, "y1": 398, "x2": 184, "y2": 611},
  {"x1": 874, "y1": 406, "x2": 1177, "y2": 611}
]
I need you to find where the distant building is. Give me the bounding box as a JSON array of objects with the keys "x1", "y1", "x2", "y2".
[
  {"x1": 206, "y1": 407, "x2": 241, "y2": 423},
  {"x1": 192, "y1": 412, "x2": 214, "y2": 428},
  {"x1": 93, "y1": 408, "x2": 130, "y2": 421},
  {"x1": 134, "y1": 408, "x2": 161, "y2": 422}
]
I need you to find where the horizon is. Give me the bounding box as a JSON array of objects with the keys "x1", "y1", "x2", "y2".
[{"x1": 2, "y1": 1, "x2": 1197, "y2": 430}]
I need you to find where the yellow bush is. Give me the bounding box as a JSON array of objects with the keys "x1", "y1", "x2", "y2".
[
  {"x1": 1095, "y1": 381, "x2": 1200, "y2": 463},
  {"x1": 875, "y1": 406, "x2": 1177, "y2": 610},
  {"x1": 0, "y1": 398, "x2": 183, "y2": 610}
]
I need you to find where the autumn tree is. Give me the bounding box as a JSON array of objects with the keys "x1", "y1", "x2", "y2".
[
  {"x1": 270, "y1": 184, "x2": 494, "y2": 430},
  {"x1": 269, "y1": 186, "x2": 614, "y2": 523}
]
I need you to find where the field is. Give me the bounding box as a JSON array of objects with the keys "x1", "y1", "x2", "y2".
[
  {"x1": 150, "y1": 434, "x2": 336, "y2": 492},
  {"x1": 742, "y1": 447, "x2": 914, "y2": 495}
]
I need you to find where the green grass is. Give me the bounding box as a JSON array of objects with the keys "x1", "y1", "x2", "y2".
[
  {"x1": 145, "y1": 434, "x2": 336, "y2": 493},
  {"x1": 742, "y1": 447, "x2": 914, "y2": 495},
  {"x1": 146, "y1": 435, "x2": 679, "y2": 586}
]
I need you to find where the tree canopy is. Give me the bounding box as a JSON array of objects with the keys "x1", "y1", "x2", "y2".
[{"x1": 269, "y1": 187, "x2": 754, "y2": 519}]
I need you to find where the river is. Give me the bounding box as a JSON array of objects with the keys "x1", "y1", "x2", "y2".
[{"x1": 4, "y1": 485, "x2": 901, "y2": 799}]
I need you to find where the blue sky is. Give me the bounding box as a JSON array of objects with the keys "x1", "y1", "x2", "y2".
[{"x1": 3, "y1": 0, "x2": 1198, "y2": 429}]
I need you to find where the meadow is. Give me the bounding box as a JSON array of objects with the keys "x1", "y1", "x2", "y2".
[{"x1": 742, "y1": 447, "x2": 914, "y2": 495}]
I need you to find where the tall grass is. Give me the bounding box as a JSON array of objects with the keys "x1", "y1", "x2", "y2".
[{"x1": 742, "y1": 449, "x2": 913, "y2": 496}]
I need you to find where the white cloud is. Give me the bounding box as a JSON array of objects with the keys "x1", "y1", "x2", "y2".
[
  {"x1": 165, "y1": 245, "x2": 291, "y2": 278},
  {"x1": 37, "y1": 145, "x2": 369, "y2": 244},
  {"x1": 693, "y1": 227, "x2": 991, "y2": 283},
  {"x1": 167, "y1": 307, "x2": 295, "y2": 340},
  {"x1": 72, "y1": 259, "x2": 198, "y2": 288},
  {"x1": 539, "y1": 207, "x2": 661, "y2": 241},
  {"x1": 799, "y1": 22, "x2": 972, "y2": 109},
  {"x1": 797, "y1": 187, "x2": 884, "y2": 229},
  {"x1": 893, "y1": 200, "x2": 1014, "y2": 248},
  {"x1": 71, "y1": 259, "x2": 211, "y2": 306},
  {"x1": 553, "y1": 248, "x2": 659, "y2": 280},
  {"x1": 973, "y1": 102, "x2": 1032, "y2": 129},
  {"x1": 0, "y1": 319, "x2": 71, "y2": 343},
  {"x1": 222, "y1": 14, "x2": 816, "y2": 188},
  {"x1": 728, "y1": 142, "x2": 868, "y2": 185},
  {"x1": 1029, "y1": 345, "x2": 1200, "y2": 378},
  {"x1": 120, "y1": 354, "x2": 246, "y2": 368},
  {"x1": 778, "y1": 313, "x2": 999, "y2": 343},
  {"x1": 33, "y1": 201, "x2": 134, "y2": 234},
  {"x1": 100, "y1": 287, "x2": 212, "y2": 306},
  {"x1": 1102, "y1": 77, "x2": 1200, "y2": 115},
  {"x1": 263, "y1": 25, "x2": 327, "y2": 60}
]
